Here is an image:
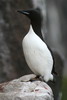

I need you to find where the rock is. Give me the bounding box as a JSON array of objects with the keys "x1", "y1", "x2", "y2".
[{"x1": 0, "y1": 74, "x2": 54, "y2": 100}]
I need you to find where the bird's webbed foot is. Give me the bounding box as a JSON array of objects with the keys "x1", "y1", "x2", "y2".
[{"x1": 30, "y1": 75, "x2": 41, "y2": 82}]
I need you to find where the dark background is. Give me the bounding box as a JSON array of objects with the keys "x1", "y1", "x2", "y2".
[{"x1": 0, "y1": 0, "x2": 67, "y2": 100}]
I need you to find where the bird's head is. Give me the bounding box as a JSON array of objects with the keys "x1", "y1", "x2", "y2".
[
  {"x1": 17, "y1": 8, "x2": 42, "y2": 29},
  {"x1": 17, "y1": 8, "x2": 43, "y2": 40}
]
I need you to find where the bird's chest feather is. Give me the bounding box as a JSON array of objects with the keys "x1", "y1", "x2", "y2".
[
  {"x1": 22, "y1": 33, "x2": 42, "y2": 62},
  {"x1": 22, "y1": 33, "x2": 53, "y2": 75}
]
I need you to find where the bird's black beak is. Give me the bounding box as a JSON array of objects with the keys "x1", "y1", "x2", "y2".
[{"x1": 17, "y1": 10, "x2": 29, "y2": 16}]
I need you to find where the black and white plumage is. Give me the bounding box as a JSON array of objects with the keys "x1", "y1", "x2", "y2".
[{"x1": 18, "y1": 8, "x2": 55, "y2": 82}]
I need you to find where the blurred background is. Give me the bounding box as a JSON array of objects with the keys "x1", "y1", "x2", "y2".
[{"x1": 0, "y1": 0, "x2": 67, "y2": 100}]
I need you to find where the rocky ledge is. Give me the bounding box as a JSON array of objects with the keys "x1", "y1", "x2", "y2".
[{"x1": 0, "y1": 74, "x2": 54, "y2": 100}]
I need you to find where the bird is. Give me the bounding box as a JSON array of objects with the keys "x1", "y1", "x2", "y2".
[{"x1": 17, "y1": 8, "x2": 56, "y2": 82}]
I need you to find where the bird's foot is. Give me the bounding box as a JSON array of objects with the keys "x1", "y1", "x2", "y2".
[
  {"x1": 30, "y1": 75, "x2": 41, "y2": 82},
  {"x1": 20, "y1": 74, "x2": 37, "y2": 82},
  {"x1": 39, "y1": 76, "x2": 46, "y2": 82}
]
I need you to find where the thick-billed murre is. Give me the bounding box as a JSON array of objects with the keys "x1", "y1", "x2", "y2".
[{"x1": 17, "y1": 8, "x2": 56, "y2": 82}]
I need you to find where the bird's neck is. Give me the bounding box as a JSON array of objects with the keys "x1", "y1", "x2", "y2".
[{"x1": 31, "y1": 23, "x2": 43, "y2": 40}]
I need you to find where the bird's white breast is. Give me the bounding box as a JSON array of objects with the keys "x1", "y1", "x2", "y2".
[{"x1": 22, "y1": 25, "x2": 53, "y2": 81}]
